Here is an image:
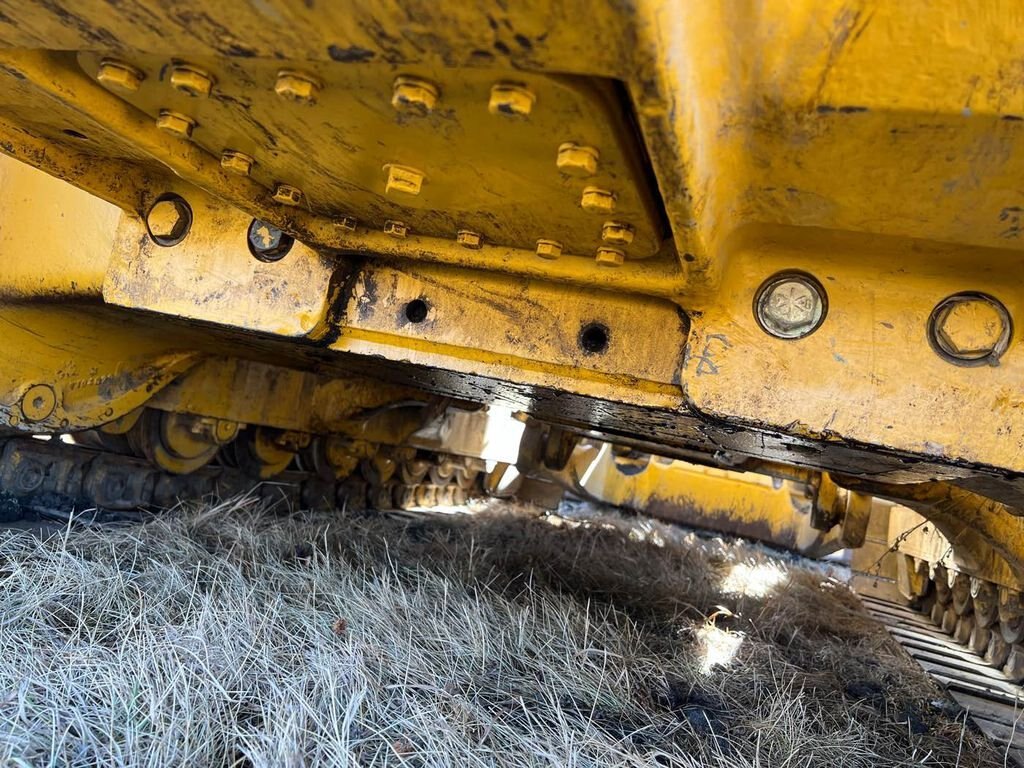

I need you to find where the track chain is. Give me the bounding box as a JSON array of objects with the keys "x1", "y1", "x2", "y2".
[{"x1": 0, "y1": 435, "x2": 482, "y2": 515}]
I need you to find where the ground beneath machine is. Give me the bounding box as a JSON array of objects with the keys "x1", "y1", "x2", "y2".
[
  {"x1": 861, "y1": 595, "x2": 1024, "y2": 764},
  {"x1": 0, "y1": 497, "x2": 1006, "y2": 766}
]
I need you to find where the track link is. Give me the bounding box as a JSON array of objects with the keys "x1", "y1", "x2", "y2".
[
  {"x1": 861, "y1": 593, "x2": 1024, "y2": 763},
  {"x1": 0, "y1": 435, "x2": 483, "y2": 517}
]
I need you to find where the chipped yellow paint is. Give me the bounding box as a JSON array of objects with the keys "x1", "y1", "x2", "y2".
[
  {"x1": 576, "y1": 446, "x2": 844, "y2": 554},
  {"x1": 0, "y1": 304, "x2": 202, "y2": 432},
  {"x1": 104, "y1": 186, "x2": 337, "y2": 338},
  {"x1": 681, "y1": 226, "x2": 1024, "y2": 471}
]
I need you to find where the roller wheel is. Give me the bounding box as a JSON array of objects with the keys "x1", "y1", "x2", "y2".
[
  {"x1": 999, "y1": 587, "x2": 1024, "y2": 643},
  {"x1": 969, "y1": 624, "x2": 991, "y2": 655},
  {"x1": 951, "y1": 573, "x2": 973, "y2": 616},
  {"x1": 953, "y1": 616, "x2": 975, "y2": 645},
  {"x1": 987, "y1": 631, "x2": 1012, "y2": 668},
  {"x1": 222, "y1": 428, "x2": 296, "y2": 479},
  {"x1": 972, "y1": 579, "x2": 998, "y2": 628},
  {"x1": 932, "y1": 565, "x2": 952, "y2": 605}
]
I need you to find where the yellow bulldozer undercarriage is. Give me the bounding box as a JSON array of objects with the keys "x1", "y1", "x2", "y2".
[{"x1": 1, "y1": 0, "x2": 1024, "y2": 685}]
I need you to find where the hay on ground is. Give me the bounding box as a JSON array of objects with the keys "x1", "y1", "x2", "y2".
[{"x1": 0, "y1": 497, "x2": 1003, "y2": 767}]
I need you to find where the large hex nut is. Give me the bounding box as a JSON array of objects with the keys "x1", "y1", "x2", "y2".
[
  {"x1": 929, "y1": 292, "x2": 1012, "y2": 366},
  {"x1": 146, "y1": 195, "x2": 193, "y2": 246}
]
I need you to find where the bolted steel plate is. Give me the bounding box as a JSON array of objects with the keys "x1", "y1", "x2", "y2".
[{"x1": 78, "y1": 53, "x2": 664, "y2": 260}]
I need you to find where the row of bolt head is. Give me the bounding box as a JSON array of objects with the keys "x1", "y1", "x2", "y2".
[
  {"x1": 391, "y1": 75, "x2": 537, "y2": 118},
  {"x1": 99, "y1": 58, "x2": 323, "y2": 103},
  {"x1": 99, "y1": 58, "x2": 539, "y2": 116},
  {"x1": 379, "y1": 221, "x2": 628, "y2": 266},
  {"x1": 103, "y1": 58, "x2": 631, "y2": 263},
  {"x1": 148, "y1": 191, "x2": 630, "y2": 267},
  {"x1": 535, "y1": 240, "x2": 625, "y2": 266},
  {"x1": 98, "y1": 60, "x2": 609, "y2": 189}
]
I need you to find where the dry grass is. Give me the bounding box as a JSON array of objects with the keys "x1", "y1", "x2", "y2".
[{"x1": 0, "y1": 497, "x2": 1004, "y2": 767}]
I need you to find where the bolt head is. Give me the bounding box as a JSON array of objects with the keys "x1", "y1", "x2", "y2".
[
  {"x1": 488, "y1": 82, "x2": 536, "y2": 116},
  {"x1": 456, "y1": 230, "x2": 482, "y2": 249},
  {"x1": 275, "y1": 70, "x2": 322, "y2": 103},
  {"x1": 272, "y1": 183, "x2": 303, "y2": 206},
  {"x1": 384, "y1": 220, "x2": 409, "y2": 238},
  {"x1": 247, "y1": 219, "x2": 294, "y2": 261},
  {"x1": 335, "y1": 216, "x2": 357, "y2": 233},
  {"x1": 146, "y1": 196, "x2": 192, "y2": 245},
  {"x1": 580, "y1": 186, "x2": 616, "y2": 214},
  {"x1": 392, "y1": 75, "x2": 439, "y2": 114},
  {"x1": 170, "y1": 65, "x2": 215, "y2": 97},
  {"x1": 755, "y1": 274, "x2": 827, "y2": 339},
  {"x1": 20, "y1": 384, "x2": 56, "y2": 422},
  {"x1": 156, "y1": 110, "x2": 196, "y2": 139},
  {"x1": 601, "y1": 221, "x2": 634, "y2": 246},
  {"x1": 97, "y1": 59, "x2": 144, "y2": 92},
  {"x1": 384, "y1": 164, "x2": 425, "y2": 196},
  {"x1": 535, "y1": 239, "x2": 562, "y2": 260},
  {"x1": 213, "y1": 419, "x2": 239, "y2": 444},
  {"x1": 931, "y1": 293, "x2": 1011, "y2": 364},
  {"x1": 556, "y1": 142, "x2": 599, "y2": 177},
  {"x1": 595, "y1": 247, "x2": 625, "y2": 267},
  {"x1": 220, "y1": 149, "x2": 254, "y2": 176}
]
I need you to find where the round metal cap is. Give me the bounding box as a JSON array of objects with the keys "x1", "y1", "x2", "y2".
[{"x1": 754, "y1": 272, "x2": 827, "y2": 339}]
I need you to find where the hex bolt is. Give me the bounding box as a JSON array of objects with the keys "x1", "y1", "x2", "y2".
[
  {"x1": 488, "y1": 82, "x2": 536, "y2": 116},
  {"x1": 580, "y1": 186, "x2": 616, "y2": 214},
  {"x1": 392, "y1": 75, "x2": 439, "y2": 114},
  {"x1": 20, "y1": 383, "x2": 56, "y2": 422},
  {"x1": 146, "y1": 195, "x2": 193, "y2": 246},
  {"x1": 754, "y1": 272, "x2": 828, "y2": 340},
  {"x1": 275, "y1": 70, "x2": 322, "y2": 104},
  {"x1": 247, "y1": 219, "x2": 294, "y2": 262},
  {"x1": 220, "y1": 149, "x2": 254, "y2": 176},
  {"x1": 556, "y1": 142, "x2": 599, "y2": 177},
  {"x1": 384, "y1": 220, "x2": 409, "y2": 238},
  {"x1": 97, "y1": 59, "x2": 145, "y2": 92},
  {"x1": 456, "y1": 230, "x2": 482, "y2": 249},
  {"x1": 156, "y1": 110, "x2": 196, "y2": 139},
  {"x1": 595, "y1": 247, "x2": 625, "y2": 267},
  {"x1": 384, "y1": 164, "x2": 425, "y2": 196},
  {"x1": 170, "y1": 64, "x2": 215, "y2": 97},
  {"x1": 928, "y1": 292, "x2": 1012, "y2": 366},
  {"x1": 535, "y1": 239, "x2": 562, "y2": 260},
  {"x1": 335, "y1": 216, "x2": 357, "y2": 233},
  {"x1": 272, "y1": 183, "x2": 303, "y2": 207},
  {"x1": 601, "y1": 221, "x2": 634, "y2": 246}
]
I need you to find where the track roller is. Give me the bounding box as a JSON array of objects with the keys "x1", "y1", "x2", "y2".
[
  {"x1": 127, "y1": 409, "x2": 238, "y2": 475},
  {"x1": 999, "y1": 586, "x2": 1024, "y2": 643},
  {"x1": 223, "y1": 427, "x2": 309, "y2": 479},
  {"x1": 972, "y1": 578, "x2": 998, "y2": 628}
]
